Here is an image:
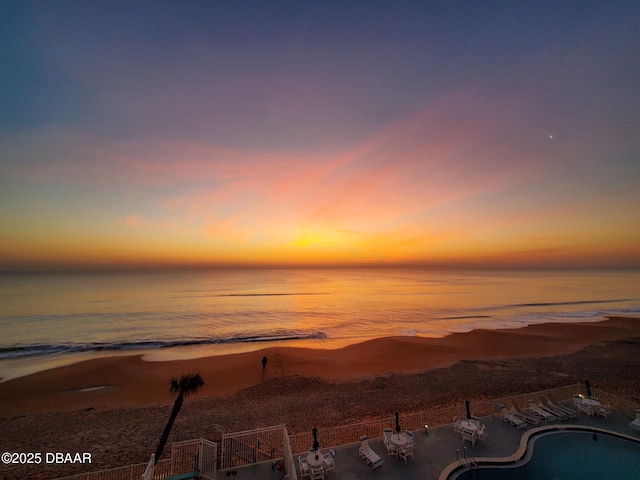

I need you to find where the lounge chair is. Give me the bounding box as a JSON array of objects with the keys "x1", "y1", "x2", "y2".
[
  {"x1": 497, "y1": 403, "x2": 527, "y2": 429},
  {"x1": 497, "y1": 403, "x2": 509, "y2": 422},
  {"x1": 546, "y1": 393, "x2": 577, "y2": 418},
  {"x1": 511, "y1": 400, "x2": 540, "y2": 425},
  {"x1": 527, "y1": 399, "x2": 557, "y2": 422},
  {"x1": 359, "y1": 436, "x2": 383, "y2": 469},
  {"x1": 399, "y1": 443, "x2": 414, "y2": 463},
  {"x1": 539, "y1": 395, "x2": 570, "y2": 420},
  {"x1": 298, "y1": 456, "x2": 310, "y2": 479},
  {"x1": 629, "y1": 410, "x2": 640, "y2": 432}
]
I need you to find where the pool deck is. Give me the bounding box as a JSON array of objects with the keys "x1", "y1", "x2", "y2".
[{"x1": 220, "y1": 403, "x2": 640, "y2": 480}]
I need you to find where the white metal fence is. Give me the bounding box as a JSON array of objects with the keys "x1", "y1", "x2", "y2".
[
  {"x1": 51, "y1": 439, "x2": 215, "y2": 480},
  {"x1": 52, "y1": 383, "x2": 639, "y2": 480},
  {"x1": 171, "y1": 438, "x2": 217, "y2": 480},
  {"x1": 50, "y1": 459, "x2": 171, "y2": 480},
  {"x1": 220, "y1": 424, "x2": 285, "y2": 470}
]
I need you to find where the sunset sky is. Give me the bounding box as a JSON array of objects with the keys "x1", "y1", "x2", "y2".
[{"x1": 1, "y1": 1, "x2": 639, "y2": 270}]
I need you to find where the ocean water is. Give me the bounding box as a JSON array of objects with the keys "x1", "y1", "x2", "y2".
[{"x1": 0, "y1": 268, "x2": 638, "y2": 365}]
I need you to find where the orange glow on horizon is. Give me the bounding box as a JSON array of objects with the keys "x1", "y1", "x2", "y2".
[{"x1": 2, "y1": 220, "x2": 639, "y2": 271}]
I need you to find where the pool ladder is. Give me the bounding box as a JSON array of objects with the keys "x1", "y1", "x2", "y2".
[{"x1": 456, "y1": 447, "x2": 479, "y2": 479}]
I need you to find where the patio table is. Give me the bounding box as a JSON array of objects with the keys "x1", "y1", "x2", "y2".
[
  {"x1": 460, "y1": 421, "x2": 478, "y2": 431},
  {"x1": 389, "y1": 434, "x2": 407, "y2": 447},
  {"x1": 307, "y1": 451, "x2": 324, "y2": 468}
]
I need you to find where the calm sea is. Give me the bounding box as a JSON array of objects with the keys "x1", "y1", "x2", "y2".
[{"x1": 0, "y1": 268, "x2": 638, "y2": 374}]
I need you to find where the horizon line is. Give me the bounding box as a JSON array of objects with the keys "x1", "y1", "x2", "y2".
[{"x1": 2, "y1": 262, "x2": 639, "y2": 274}]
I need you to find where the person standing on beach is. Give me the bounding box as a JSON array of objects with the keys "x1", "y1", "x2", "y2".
[{"x1": 262, "y1": 356, "x2": 268, "y2": 369}]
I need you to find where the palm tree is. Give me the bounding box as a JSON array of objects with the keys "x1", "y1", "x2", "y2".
[{"x1": 154, "y1": 373, "x2": 205, "y2": 465}]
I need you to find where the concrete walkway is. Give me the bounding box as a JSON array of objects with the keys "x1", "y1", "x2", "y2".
[{"x1": 218, "y1": 405, "x2": 640, "y2": 480}]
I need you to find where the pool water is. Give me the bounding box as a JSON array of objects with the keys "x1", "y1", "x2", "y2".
[{"x1": 458, "y1": 431, "x2": 640, "y2": 479}]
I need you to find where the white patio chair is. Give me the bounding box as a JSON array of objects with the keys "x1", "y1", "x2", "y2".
[
  {"x1": 399, "y1": 444, "x2": 414, "y2": 463},
  {"x1": 403, "y1": 430, "x2": 414, "y2": 446},
  {"x1": 453, "y1": 416, "x2": 462, "y2": 432},
  {"x1": 476, "y1": 424, "x2": 487, "y2": 443},
  {"x1": 597, "y1": 404, "x2": 611, "y2": 418},
  {"x1": 461, "y1": 428, "x2": 476, "y2": 446},
  {"x1": 574, "y1": 395, "x2": 594, "y2": 416},
  {"x1": 298, "y1": 456, "x2": 310, "y2": 479},
  {"x1": 385, "y1": 441, "x2": 397, "y2": 458},
  {"x1": 470, "y1": 417, "x2": 486, "y2": 429},
  {"x1": 310, "y1": 466, "x2": 324, "y2": 480},
  {"x1": 580, "y1": 403, "x2": 594, "y2": 415},
  {"x1": 322, "y1": 449, "x2": 335, "y2": 473}
]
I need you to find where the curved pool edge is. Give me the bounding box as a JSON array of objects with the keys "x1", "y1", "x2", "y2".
[{"x1": 438, "y1": 424, "x2": 640, "y2": 480}]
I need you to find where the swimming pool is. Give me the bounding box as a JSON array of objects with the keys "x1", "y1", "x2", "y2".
[{"x1": 454, "y1": 429, "x2": 640, "y2": 479}]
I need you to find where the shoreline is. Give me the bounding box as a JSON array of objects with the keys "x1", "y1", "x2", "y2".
[
  {"x1": 0, "y1": 316, "x2": 638, "y2": 417},
  {"x1": 0, "y1": 314, "x2": 633, "y2": 383},
  {"x1": 0, "y1": 333, "x2": 344, "y2": 374},
  {"x1": 0, "y1": 335, "x2": 384, "y2": 384}
]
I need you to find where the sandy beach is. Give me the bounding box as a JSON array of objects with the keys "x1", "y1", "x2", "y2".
[{"x1": 1, "y1": 317, "x2": 639, "y2": 479}]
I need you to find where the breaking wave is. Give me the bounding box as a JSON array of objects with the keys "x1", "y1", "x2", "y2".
[{"x1": 0, "y1": 331, "x2": 328, "y2": 360}]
